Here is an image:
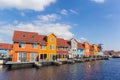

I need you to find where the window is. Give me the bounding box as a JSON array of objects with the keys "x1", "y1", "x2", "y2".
[
  {"x1": 31, "y1": 43, "x2": 37, "y2": 48},
  {"x1": 63, "y1": 54, "x2": 66, "y2": 58},
  {"x1": 32, "y1": 35, "x2": 35, "y2": 38},
  {"x1": 40, "y1": 54, "x2": 47, "y2": 59},
  {"x1": 40, "y1": 45, "x2": 46, "y2": 50},
  {"x1": 22, "y1": 34, "x2": 26, "y2": 37},
  {"x1": 57, "y1": 47, "x2": 60, "y2": 51},
  {"x1": 50, "y1": 45, "x2": 54, "y2": 50},
  {"x1": 57, "y1": 54, "x2": 61, "y2": 58},
  {"x1": 63, "y1": 47, "x2": 67, "y2": 51},
  {"x1": 50, "y1": 38, "x2": 54, "y2": 41},
  {"x1": 19, "y1": 42, "x2": 25, "y2": 48}
]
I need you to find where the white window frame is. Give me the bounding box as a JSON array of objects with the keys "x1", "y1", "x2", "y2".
[
  {"x1": 19, "y1": 42, "x2": 26, "y2": 48},
  {"x1": 50, "y1": 45, "x2": 54, "y2": 50},
  {"x1": 40, "y1": 45, "x2": 46, "y2": 50},
  {"x1": 31, "y1": 43, "x2": 37, "y2": 48}
]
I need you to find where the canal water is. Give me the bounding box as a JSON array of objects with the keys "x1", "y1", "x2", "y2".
[{"x1": 0, "y1": 58, "x2": 120, "y2": 80}]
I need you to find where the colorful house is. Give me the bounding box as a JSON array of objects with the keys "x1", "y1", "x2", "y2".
[
  {"x1": 89, "y1": 45, "x2": 94, "y2": 57},
  {"x1": 0, "y1": 43, "x2": 12, "y2": 56},
  {"x1": 77, "y1": 42, "x2": 84, "y2": 57},
  {"x1": 11, "y1": 31, "x2": 57, "y2": 62},
  {"x1": 93, "y1": 44, "x2": 98, "y2": 56},
  {"x1": 98, "y1": 44, "x2": 104, "y2": 56},
  {"x1": 12, "y1": 31, "x2": 40, "y2": 62},
  {"x1": 68, "y1": 38, "x2": 78, "y2": 58},
  {"x1": 84, "y1": 42, "x2": 90, "y2": 57},
  {"x1": 8, "y1": 30, "x2": 104, "y2": 62},
  {"x1": 57, "y1": 38, "x2": 69, "y2": 60},
  {"x1": 38, "y1": 33, "x2": 57, "y2": 61}
]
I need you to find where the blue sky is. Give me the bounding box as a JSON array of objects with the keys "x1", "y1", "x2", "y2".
[{"x1": 0, "y1": 0, "x2": 120, "y2": 51}]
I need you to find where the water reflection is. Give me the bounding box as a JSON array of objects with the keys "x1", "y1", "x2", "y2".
[{"x1": 0, "y1": 59, "x2": 120, "y2": 80}]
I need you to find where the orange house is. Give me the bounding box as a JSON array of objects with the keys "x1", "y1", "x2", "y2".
[
  {"x1": 84, "y1": 42, "x2": 90, "y2": 57},
  {"x1": 11, "y1": 31, "x2": 40, "y2": 62}
]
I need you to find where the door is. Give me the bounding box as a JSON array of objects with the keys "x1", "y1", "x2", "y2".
[
  {"x1": 18, "y1": 52, "x2": 27, "y2": 62},
  {"x1": 30, "y1": 53, "x2": 36, "y2": 62}
]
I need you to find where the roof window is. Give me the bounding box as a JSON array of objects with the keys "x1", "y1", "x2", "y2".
[
  {"x1": 32, "y1": 35, "x2": 35, "y2": 38},
  {"x1": 22, "y1": 34, "x2": 26, "y2": 37}
]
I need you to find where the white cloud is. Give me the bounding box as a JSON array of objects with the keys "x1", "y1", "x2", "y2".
[
  {"x1": 37, "y1": 14, "x2": 61, "y2": 22},
  {"x1": 90, "y1": 0, "x2": 106, "y2": 3},
  {"x1": 0, "y1": 0, "x2": 56, "y2": 11},
  {"x1": 60, "y1": 9, "x2": 68, "y2": 15},
  {"x1": 80, "y1": 37, "x2": 87, "y2": 42},
  {"x1": 70, "y1": 9, "x2": 79, "y2": 15},
  {"x1": 13, "y1": 20, "x2": 19, "y2": 24},
  {"x1": 0, "y1": 14, "x2": 74, "y2": 40}
]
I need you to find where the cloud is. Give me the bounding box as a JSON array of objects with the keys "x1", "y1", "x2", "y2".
[
  {"x1": 60, "y1": 9, "x2": 68, "y2": 15},
  {"x1": 90, "y1": 0, "x2": 106, "y2": 3},
  {"x1": 37, "y1": 14, "x2": 61, "y2": 22},
  {"x1": 60, "y1": 9, "x2": 79, "y2": 15},
  {"x1": 0, "y1": 14, "x2": 74, "y2": 41},
  {"x1": 70, "y1": 9, "x2": 79, "y2": 15},
  {"x1": 13, "y1": 20, "x2": 19, "y2": 24},
  {"x1": 0, "y1": 0, "x2": 56, "y2": 11},
  {"x1": 79, "y1": 37, "x2": 87, "y2": 42}
]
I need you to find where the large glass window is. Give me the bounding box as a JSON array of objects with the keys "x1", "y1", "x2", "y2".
[
  {"x1": 30, "y1": 53, "x2": 36, "y2": 62},
  {"x1": 40, "y1": 45, "x2": 46, "y2": 50},
  {"x1": 63, "y1": 47, "x2": 67, "y2": 51},
  {"x1": 40, "y1": 54, "x2": 47, "y2": 59},
  {"x1": 31, "y1": 43, "x2": 37, "y2": 48},
  {"x1": 50, "y1": 45, "x2": 54, "y2": 50},
  {"x1": 19, "y1": 42, "x2": 25, "y2": 48},
  {"x1": 57, "y1": 47, "x2": 60, "y2": 51}
]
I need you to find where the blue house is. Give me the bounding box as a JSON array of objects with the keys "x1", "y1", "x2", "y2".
[
  {"x1": 77, "y1": 42, "x2": 84, "y2": 57},
  {"x1": 0, "y1": 43, "x2": 12, "y2": 56}
]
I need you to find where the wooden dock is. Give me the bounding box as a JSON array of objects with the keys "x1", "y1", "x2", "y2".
[{"x1": 5, "y1": 56, "x2": 109, "y2": 69}]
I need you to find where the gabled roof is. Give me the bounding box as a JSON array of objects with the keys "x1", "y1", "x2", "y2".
[
  {"x1": 57, "y1": 38, "x2": 69, "y2": 47},
  {"x1": 38, "y1": 35, "x2": 47, "y2": 45},
  {"x1": 70, "y1": 38, "x2": 78, "y2": 42},
  {"x1": 77, "y1": 42, "x2": 84, "y2": 49},
  {"x1": 47, "y1": 33, "x2": 57, "y2": 38},
  {"x1": 0, "y1": 43, "x2": 12, "y2": 50},
  {"x1": 13, "y1": 30, "x2": 39, "y2": 43}
]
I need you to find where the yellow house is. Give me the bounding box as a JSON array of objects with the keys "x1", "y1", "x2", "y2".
[
  {"x1": 93, "y1": 44, "x2": 98, "y2": 56},
  {"x1": 38, "y1": 33, "x2": 57, "y2": 61}
]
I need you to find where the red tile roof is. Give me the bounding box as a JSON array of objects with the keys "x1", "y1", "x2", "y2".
[
  {"x1": 38, "y1": 35, "x2": 47, "y2": 45},
  {"x1": 57, "y1": 38, "x2": 69, "y2": 47},
  {"x1": 0, "y1": 43, "x2": 12, "y2": 50},
  {"x1": 13, "y1": 30, "x2": 39, "y2": 43},
  {"x1": 98, "y1": 46, "x2": 101, "y2": 51},
  {"x1": 77, "y1": 42, "x2": 84, "y2": 49}
]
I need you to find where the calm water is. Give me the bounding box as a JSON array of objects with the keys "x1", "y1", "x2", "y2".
[{"x1": 0, "y1": 59, "x2": 120, "y2": 80}]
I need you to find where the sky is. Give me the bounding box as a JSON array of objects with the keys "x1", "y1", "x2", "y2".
[{"x1": 0, "y1": 0, "x2": 120, "y2": 51}]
